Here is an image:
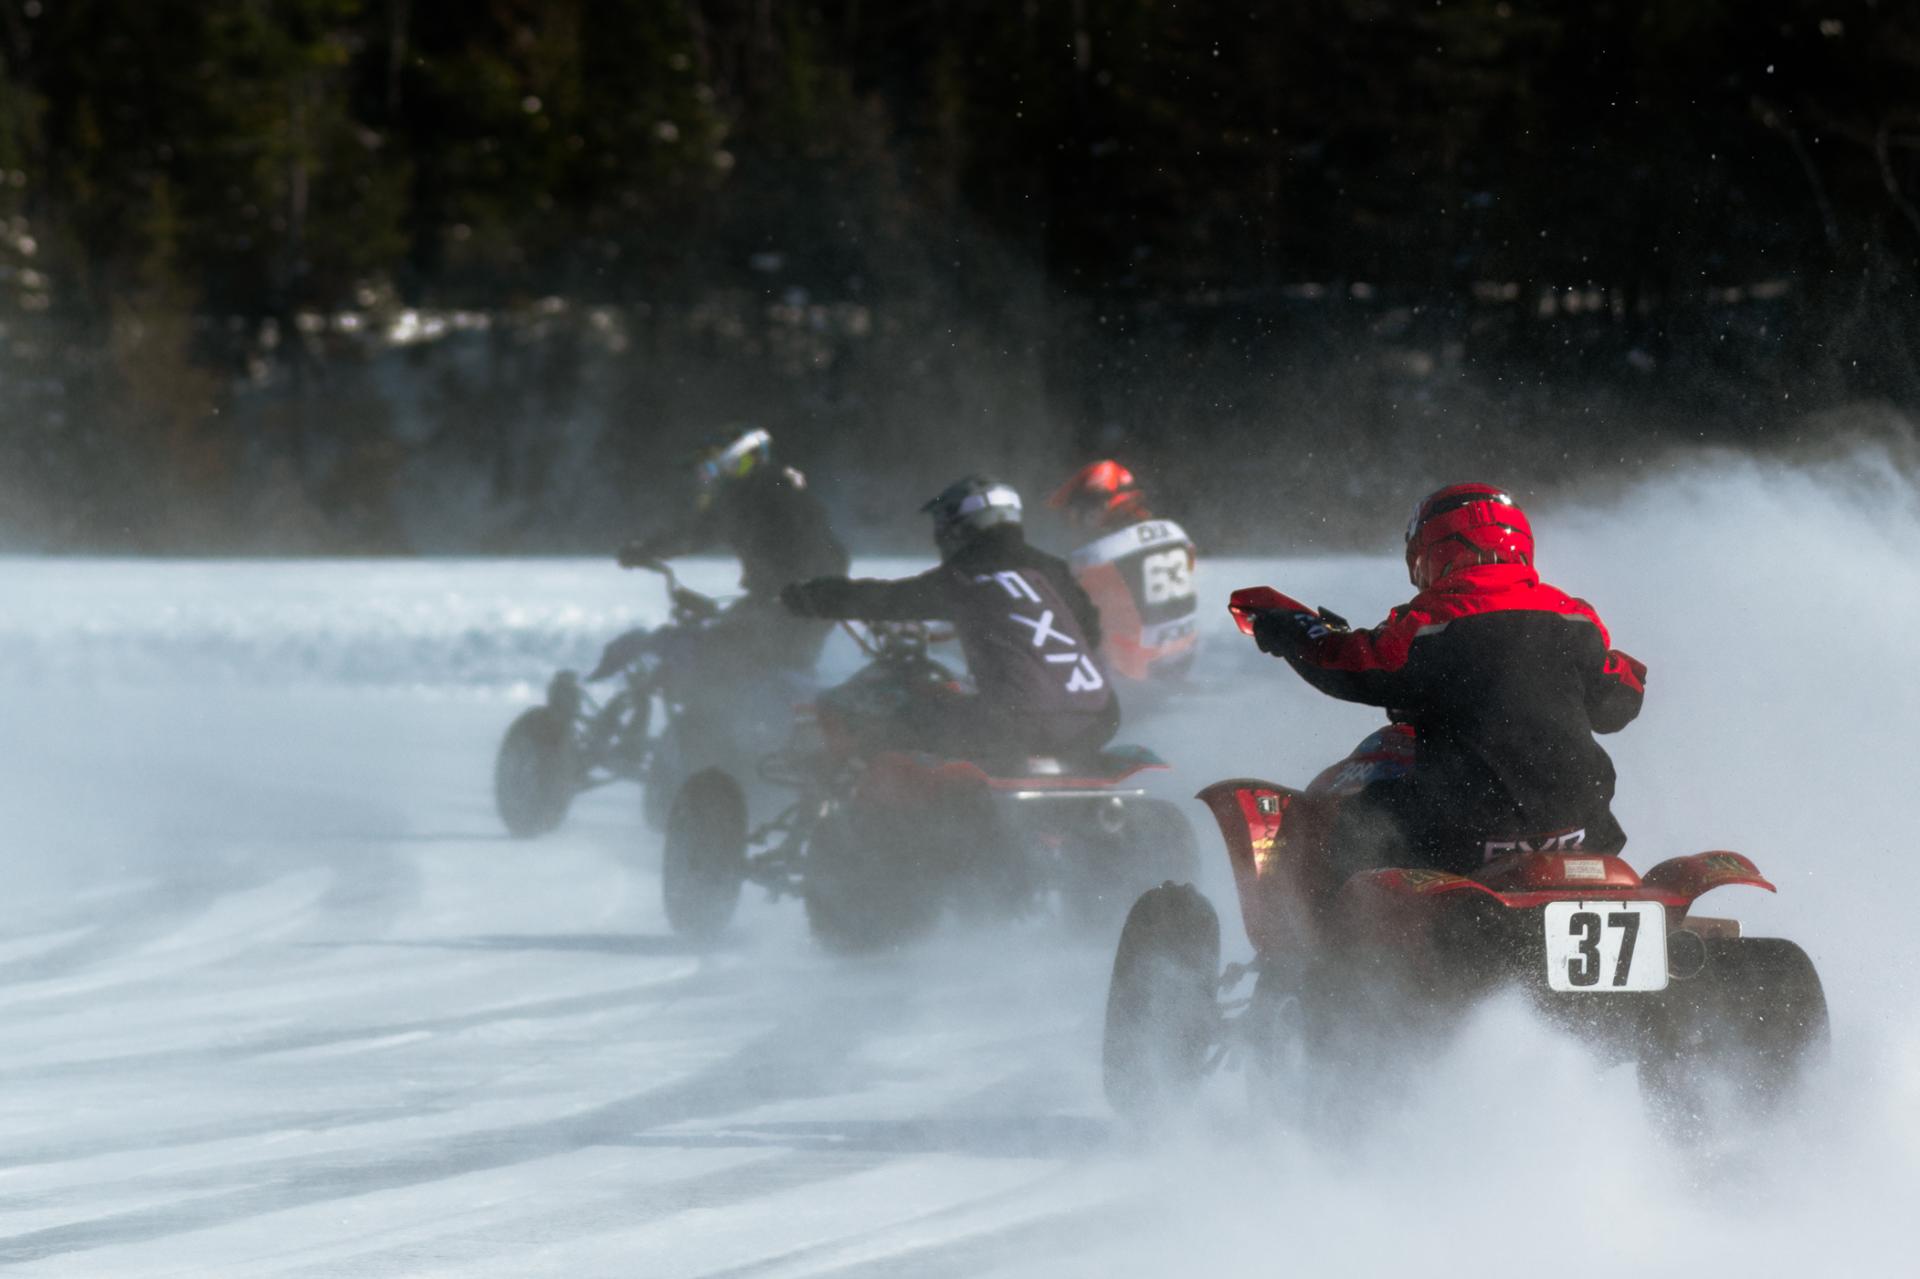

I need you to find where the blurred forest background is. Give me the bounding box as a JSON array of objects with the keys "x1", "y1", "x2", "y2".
[{"x1": 1, "y1": 0, "x2": 1918, "y2": 553}]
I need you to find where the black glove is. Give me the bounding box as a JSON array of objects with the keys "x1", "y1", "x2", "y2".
[
  {"x1": 1251, "y1": 607, "x2": 1329, "y2": 656},
  {"x1": 1316, "y1": 606, "x2": 1351, "y2": 632},
  {"x1": 616, "y1": 539, "x2": 655, "y2": 569},
  {"x1": 781, "y1": 580, "x2": 823, "y2": 617}
]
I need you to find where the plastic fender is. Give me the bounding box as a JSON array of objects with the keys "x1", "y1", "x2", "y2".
[
  {"x1": 1332, "y1": 868, "x2": 1503, "y2": 962},
  {"x1": 856, "y1": 751, "x2": 992, "y2": 811},
  {"x1": 588, "y1": 628, "x2": 655, "y2": 681},
  {"x1": 1640, "y1": 850, "x2": 1776, "y2": 909},
  {"x1": 1227, "y1": 586, "x2": 1317, "y2": 636},
  {"x1": 1095, "y1": 743, "x2": 1170, "y2": 781},
  {"x1": 1195, "y1": 779, "x2": 1338, "y2": 956}
]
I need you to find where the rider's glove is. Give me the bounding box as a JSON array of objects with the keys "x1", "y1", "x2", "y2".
[
  {"x1": 781, "y1": 580, "x2": 823, "y2": 617},
  {"x1": 615, "y1": 539, "x2": 654, "y2": 569},
  {"x1": 1251, "y1": 608, "x2": 1329, "y2": 656}
]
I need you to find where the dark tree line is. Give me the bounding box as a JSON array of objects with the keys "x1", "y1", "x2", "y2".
[{"x1": 0, "y1": 1, "x2": 1917, "y2": 549}]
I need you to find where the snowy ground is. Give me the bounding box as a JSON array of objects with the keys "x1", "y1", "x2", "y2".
[{"x1": 2, "y1": 456, "x2": 1917, "y2": 1276}]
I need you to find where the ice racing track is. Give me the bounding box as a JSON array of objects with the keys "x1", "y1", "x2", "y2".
[{"x1": 2, "y1": 468, "x2": 1917, "y2": 1279}]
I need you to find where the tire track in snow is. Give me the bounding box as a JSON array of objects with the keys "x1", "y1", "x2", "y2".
[
  {"x1": 200, "y1": 1070, "x2": 1113, "y2": 1276},
  {"x1": 0, "y1": 969, "x2": 913, "y2": 1265},
  {"x1": 0, "y1": 871, "x2": 335, "y2": 1018}
]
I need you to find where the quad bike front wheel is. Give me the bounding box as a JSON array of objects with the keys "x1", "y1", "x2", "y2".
[
  {"x1": 1103, "y1": 882, "x2": 1221, "y2": 1120},
  {"x1": 661, "y1": 769, "x2": 747, "y2": 940},
  {"x1": 494, "y1": 707, "x2": 578, "y2": 838},
  {"x1": 641, "y1": 717, "x2": 697, "y2": 833},
  {"x1": 1637, "y1": 936, "x2": 1829, "y2": 1129}
]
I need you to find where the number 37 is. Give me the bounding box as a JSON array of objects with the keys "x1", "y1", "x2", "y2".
[{"x1": 1566, "y1": 909, "x2": 1641, "y2": 988}]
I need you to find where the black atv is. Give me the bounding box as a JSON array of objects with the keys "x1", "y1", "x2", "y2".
[{"x1": 491, "y1": 561, "x2": 799, "y2": 837}]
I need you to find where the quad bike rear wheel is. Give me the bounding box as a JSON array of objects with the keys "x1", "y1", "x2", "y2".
[
  {"x1": 1103, "y1": 882, "x2": 1221, "y2": 1120},
  {"x1": 494, "y1": 707, "x2": 577, "y2": 838},
  {"x1": 1240, "y1": 956, "x2": 1410, "y2": 1138},
  {"x1": 803, "y1": 809, "x2": 942, "y2": 953},
  {"x1": 1638, "y1": 936, "x2": 1829, "y2": 1129},
  {"x1": 662, "y1": 769, "x2": 747, "y2": 940}
]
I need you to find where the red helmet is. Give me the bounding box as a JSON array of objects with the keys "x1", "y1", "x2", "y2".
[
  {"x1": 1404, "y1": 482, "x2": 1534, "y2": 589},
  {"x1": 1048, "y1": 459, "x2": 1149, "y2": 526}
]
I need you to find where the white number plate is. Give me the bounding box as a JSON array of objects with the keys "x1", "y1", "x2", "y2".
[
  {"x1": 1543, "y1": 901, "x2": 1668, "y2": 992},
  {"x1": 1141, "y1": 549, "x2": 1195, "y2": 604}
]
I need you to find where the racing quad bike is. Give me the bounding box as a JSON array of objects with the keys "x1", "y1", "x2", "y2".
[
  {"x1": 658, "y1": 619, "x2": 1198, "y2": 949},
  {"x1": 1102, "y1": 587, "x2": 1829, "y2": 1134},
  {"x1": 492, "y1": 561, "x2": 798, "y2": 837}
]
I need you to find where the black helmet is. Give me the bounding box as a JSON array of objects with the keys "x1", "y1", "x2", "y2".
[{"x1": 922, "y1": 474, "x2": 1022, "y2": 558}]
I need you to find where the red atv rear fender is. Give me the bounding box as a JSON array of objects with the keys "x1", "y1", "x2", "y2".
[
  {"x1": 857, "y1": 751, "x2": 994, "y2": 808},
  {"x1": 1340, "y1": 850, "x2": 1775, "y2": 914},
  {"x1": 1200, "y1": 775, "x2": 1781, "y2": 954},
  {"x1": 1639, "y1": 850, "x2": 1776, "y2": 908},
  {"x1": 1334, "y1": 851, "x2": 1777, "y2": 955},
  {"x1": 1339, "y1": 853, "x2": 1685, "y2": 913},
  {"x1": 1196, "y1": 779, "x2": 1343, "y2": 956}
]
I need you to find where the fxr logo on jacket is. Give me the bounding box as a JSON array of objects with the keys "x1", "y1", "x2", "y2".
[
  {"x1": 1483, "y1": 827, "x2": 1588, "y2": 860},
  {"x1": 981, "y1": 571, "x2": 1106, "y2": 694}
]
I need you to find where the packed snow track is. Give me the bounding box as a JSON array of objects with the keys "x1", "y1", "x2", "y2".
[{"x1": 3, "y1": 461, "x2": 1918, "y2": 1276}]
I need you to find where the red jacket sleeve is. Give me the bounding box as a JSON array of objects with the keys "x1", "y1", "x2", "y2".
[{"x1": 1279, "y1": 605, "x2": 1429, "y2": 707}]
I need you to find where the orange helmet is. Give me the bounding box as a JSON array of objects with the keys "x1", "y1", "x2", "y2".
[{"x1": 1048, "y1": 460, "x2": 1149, "y2": 527}]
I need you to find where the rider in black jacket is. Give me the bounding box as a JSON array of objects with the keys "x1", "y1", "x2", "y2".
[
  {"x1": 618, "y1": 427, "x2": 849, "y2": 671},
  {"x1": 783, "y1": 475, "x2": 1119, "y2": 761}
]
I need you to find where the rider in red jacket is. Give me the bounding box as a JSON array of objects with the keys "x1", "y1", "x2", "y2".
[{"x1": 1251, "y1": 483, "x2": 1647, "y2": 877}]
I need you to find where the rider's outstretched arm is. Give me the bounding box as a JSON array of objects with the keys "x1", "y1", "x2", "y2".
[
  {"x1": 782, "y1": 567, "x2": 953, "y2": 621},
  {"x1": 1259, "y1": 606, "x2": 1424, "y2": 708}
]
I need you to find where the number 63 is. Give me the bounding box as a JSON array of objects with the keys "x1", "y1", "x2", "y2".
[{"x1": 1142, "y1": 550, "x2": 1193, "y2": 604}]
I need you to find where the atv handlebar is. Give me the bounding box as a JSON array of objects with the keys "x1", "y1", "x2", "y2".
[
  {"x1": 841, "y1": 618, "x2": 954, "y2": 661},
  {"x1": 621, "y1": 557, "x2": 725, "y2": 626},
  {"x1": 1227, "y1": 586, "x2": 1317, "y2": 635},
  {"x1": 1227, "y1": 586, "x2": 1352, "y2": 640}
]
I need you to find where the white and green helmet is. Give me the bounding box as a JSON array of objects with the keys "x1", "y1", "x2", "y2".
[{"x1": 696, "y1": 427, "x2": 773, "y2": 495}]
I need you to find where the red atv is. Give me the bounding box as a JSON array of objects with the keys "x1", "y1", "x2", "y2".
[
  {"x1": 1102, "y1": 587, "x2": 1829, "y2": 1130},
  {"x1": 660, "y1": 620, "x2": 1197, "y2": 951}
]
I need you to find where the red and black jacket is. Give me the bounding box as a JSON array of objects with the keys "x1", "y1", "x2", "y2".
[{"x1": 1278, "y1": 562, "x2": 1646, "y2": 851}]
